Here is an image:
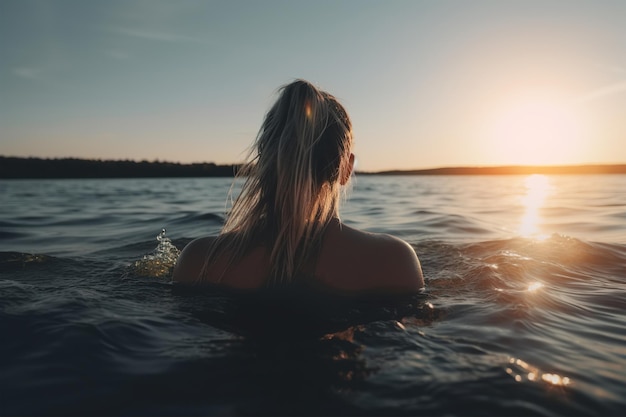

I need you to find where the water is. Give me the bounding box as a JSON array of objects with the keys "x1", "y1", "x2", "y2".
[{"x1": 1, "y1": 175, "x2": 625, "y2": 416}]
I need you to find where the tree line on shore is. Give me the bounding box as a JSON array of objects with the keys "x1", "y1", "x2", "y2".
[
  {"x1": 0, "y1": 157, "x2": 241, "y2": 179},
  {"x1": 369, "y1": 164, "x2": 626, "y2": 176},
  {"x1": 1, "y1": 156, "x2": 625, "y2": 179}
]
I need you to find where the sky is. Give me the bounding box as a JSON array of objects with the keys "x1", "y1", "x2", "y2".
[{"x1": 1, "y1": 0, "x2": 625, "y2": 172}]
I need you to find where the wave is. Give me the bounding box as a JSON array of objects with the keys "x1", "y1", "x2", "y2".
[{"x1": 1, "y1": 231, "x2": 625, "y2": 416}]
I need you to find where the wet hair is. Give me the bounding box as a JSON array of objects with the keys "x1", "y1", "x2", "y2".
[{"x1": 201, "y1": 79, "x2": 353, "y2": 286}]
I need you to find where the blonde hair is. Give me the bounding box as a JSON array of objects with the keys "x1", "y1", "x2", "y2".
[{"x1": 201, "y1": 79, "x2": 353, "y2": 286}]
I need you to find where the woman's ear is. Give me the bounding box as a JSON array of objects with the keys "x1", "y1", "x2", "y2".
[{"x1": 340, "y1": 153, "x2": 355, "y2": 185}]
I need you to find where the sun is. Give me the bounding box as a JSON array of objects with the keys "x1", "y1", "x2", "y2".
[{"x1": 486, "y1": 97, "x2": 585, "y2": 165}]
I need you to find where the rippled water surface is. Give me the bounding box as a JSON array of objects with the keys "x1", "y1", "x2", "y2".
[{"x1": 1, "y1": 175, "x2": 625, "y2": 416}]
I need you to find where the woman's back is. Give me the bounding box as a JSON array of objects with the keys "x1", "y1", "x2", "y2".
[{"x1": 173, "y1": 220, "x2": 424, "y2": 294}]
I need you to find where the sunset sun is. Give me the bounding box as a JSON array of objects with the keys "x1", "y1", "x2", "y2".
[{"x1": 486, "y1": 97, "x2": 585, "y2": 166}]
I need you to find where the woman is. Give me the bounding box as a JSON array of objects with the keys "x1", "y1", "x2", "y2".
[{"x1": 173, "y1": 80, "x2": 424, "y2": 295}]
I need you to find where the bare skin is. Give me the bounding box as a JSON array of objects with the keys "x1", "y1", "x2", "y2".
[{"x1": 173, "y1": 220, "x2": 424, "y2": 295}]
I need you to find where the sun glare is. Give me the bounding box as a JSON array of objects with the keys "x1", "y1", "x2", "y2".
[
  {"x1": 519, "y1": 174, "x2": 551, "y2": 238},
  {"x1": 487, "y1": 97, "x2": 584, "y2": 165}
]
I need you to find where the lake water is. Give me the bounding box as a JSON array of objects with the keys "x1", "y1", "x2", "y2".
[{"x1": 1, "y1": 175, "x2": 625, "y2": 416}]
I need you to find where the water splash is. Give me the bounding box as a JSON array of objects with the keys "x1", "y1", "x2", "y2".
[{"x1": 127, "y1": 228, "x2": 181, "y2": 279}]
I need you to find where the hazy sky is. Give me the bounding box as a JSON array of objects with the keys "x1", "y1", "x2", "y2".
[{"x1": 1, "y1": 0, "x2": 625, "y2": 171}]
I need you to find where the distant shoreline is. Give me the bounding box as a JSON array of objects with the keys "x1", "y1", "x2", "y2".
[
  {"x1": 1, "y1": 156, "x2": 625, "y2": 179},
  {"x1": 0, "y1": 157, "x2": 241, "y2": 179},
  {"x1": 361, "y1": 164, "x2": 626, "y2": 176}
]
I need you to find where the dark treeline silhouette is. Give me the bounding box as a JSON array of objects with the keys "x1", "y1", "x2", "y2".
[
  {"x1": 0, "y1": 157, "x2": 241, "y2": 179},
  {"x1": 361, "y1": 164, "x2": 626, "y2": 176},
  {"x1": 2, "y1": 156, "x2": 625, "y2": 179}
]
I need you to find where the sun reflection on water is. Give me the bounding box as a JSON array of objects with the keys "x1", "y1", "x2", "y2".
[
  {"x1": 519, "y1": 174, "x2": 551, "y2": 238},
  {"x1": 507, "y1": 357, "x2": 571, "y2": 386}
]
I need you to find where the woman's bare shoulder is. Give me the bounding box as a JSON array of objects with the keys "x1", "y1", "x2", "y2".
[
  {"x1": 358, "y1": 229, "x2": 424, "y2": 290},
  {"x1": 172, "y1": 236, "x2": 216, "y2": 284},
  {"x1": 375, "y1": 233, "x2": 425, "y2": 291},
  {"x1": 173, "y1": 236, "x2": 269, "y2": 288},
  {"x1": 319, "y1": 223, "x2": 425, "y2": 294}
]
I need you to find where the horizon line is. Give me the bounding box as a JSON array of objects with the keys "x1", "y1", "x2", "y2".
[{"x1": 1, "y1": 155, "x2": 626, "y2": 177}]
